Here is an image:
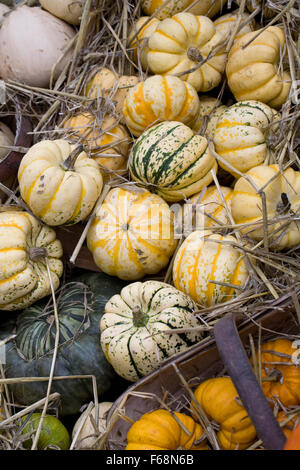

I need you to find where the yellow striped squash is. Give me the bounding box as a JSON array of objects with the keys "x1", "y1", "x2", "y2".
[
  {"x1": 226, "y1": 26, "x2": 291, "y2": 108},
  {"x1": 172, "y1": 230, "x2": 249, "y2": 306},
  {"x1": 128, "y1": 17, "x2": 160, "y2": 70},
  {"x1": 63, "y1": 114, "x2": 130, "y2": 181},
  {"x1": 141, "y1": 0, "x2": 225, "y2": 20},
  {"x1": 129, "y1": 121, "x2": 217, "y2": 202},
  {"x1": 147, "y1": 13, "x2": 227, "y2": 92},
  {"x1": 213, "y1": 100, "x2": 279, "y2": 176},
  {"x1": 0, "y1": 211, "x2": 63, "y2": 310},
  {"x1": 84, "y1": 68, "x2": 139, "y2": 122},
  {"x1": 100, "y1": 280, "x2": 202, "y2": 382},
  {"x1": 18, "y1": 139, "x2": 103, "y2": 226},
  {"x1": 192, "y1": 95, "x2": 227, "y2": 139},
  {"x1": 231, "y1": 164, "x2": 300, "y2": 250},
  {"x1": 123, "y1": 75, "x2": 200, "y2": 137},
  {"x1": 187, "y1": 185, "x2": 233, "y2": 229},
  {"x1": 87, "y1": 187, "x2": 177, "y2": 280},
  {"x1": 214, "y1": 11, "x2": 255, "y2": 43}
]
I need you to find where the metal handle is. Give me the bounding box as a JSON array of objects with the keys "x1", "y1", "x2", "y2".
[{"x1": 214, "y1": 313, "x2": 286, "y2": 450}]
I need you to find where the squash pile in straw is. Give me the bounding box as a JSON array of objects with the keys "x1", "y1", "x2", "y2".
[{"x1": 0, "y1": 0, "x2": 299, "y2": 451}]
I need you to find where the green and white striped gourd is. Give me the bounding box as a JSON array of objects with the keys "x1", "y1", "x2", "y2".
[
  {"x1": 100, "y1": 280, "x2": 202, "y2": 382},
  {"x1": 129, "y1": 121, "x2": 217, "y2": 202}
]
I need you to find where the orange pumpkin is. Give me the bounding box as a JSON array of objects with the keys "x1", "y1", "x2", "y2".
[
  {"x1": 253, "y1": 339, "x2": 300, "y2": 408},
  {"x1": 284, "y1": 420, "x2": 300, "y2": 450}
]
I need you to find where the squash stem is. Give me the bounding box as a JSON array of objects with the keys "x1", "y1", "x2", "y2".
[
  {"x1": 29, "y1": 247, "x2": 48, "y2": 261},
  {"x1": 61, "y1": 145, "x2": 84, "y2": 171},
  {"x1": 132, "y1": 305, "x2": 148, "y2": 327},
  {"x1": 187, "y1": 47, "x2": 203, "y2": 63}
]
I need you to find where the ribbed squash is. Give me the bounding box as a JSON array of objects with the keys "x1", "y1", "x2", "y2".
[
  {"x1": 191, "y1": 377, "x2": 257, "y2": 450},
  {"x1": 63, "y1": 113, "x2": 130, "y2": 181},
  {"x1": 1, "y1": 273, "x2": 125, "y2": 415},
  {"x1": 128, "y1": 17, "x2": 160, "y2": 70},
  {"x1": 85, "y1": 68, "x2": 139, "y2": 121},
  {"x1": 214, "y1": 10, "x2": 255, "y2": 42},
  {"x1": 187, "y1": 185, "x2": 233, "y2": 229},
  {"x1": 129, "y1": 121, "x2": 217, "y2": 202},
  {"x1": 141, "y1": 0, "x2": 225, "y2": 20},
  {"x1": 173, "y1": 230, "x2": 249, "y2": 306},
  {"x1": 0, "y1": 210, "x2": 63, "y2": 311},
  {"x1": 213, "y1": 101, "x2": 279, "y2": 176},
  {"x1": 18, "y1": 139, "x2": 103, "y2": 225},
  {"x1": 123, "y1": 74, "x2": 200, "y2": 136},
  {"x1": 252, "y1": 339, "x2": 300, "y2": 408},
  {"x1": 226, "y1": 26, "x2": 291, "y2": 108},
  {"x1": 231, "y1": 164, "x2": 300, "y2": 250},
  {"x1": 147, "y1": 13, "x2": 227, "y2": 92},
  {"x1": 192, "y1": 96, "x2": 227, "y2": 138},
  {"x1": 100, "y1": 280, "x2": 202, "y2": 382},
  {"x1": 87, "y1": 187, "x2": 177, "y2": 280},
  {"x1": 126, "y1": 409, "x2": 208, "y2": 450}
]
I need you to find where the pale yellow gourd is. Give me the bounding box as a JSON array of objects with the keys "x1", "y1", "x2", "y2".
[
  {"x1": 87, "y1": 187, "x2": 177, "y2": 281},
  {"x1": 147, "y1": 12, "x2": 227, "y2": 92},
  {"x1": 85, "y1": 68, "x2": 139, "y2": 121},
  {"x1": 231, "y1": 164, "x2": 300, "y2": 250},
  {"x1": 0, "y1": 211, "x2": 63, "y2": 310},
  {"x1": 213, "y1": 100, "x2": 279, "y2": 176},
  {"x1": 18, "y1": 139, "x2": 103, "y2": 226},
  {"x1": 141, "y1": 0, "x2": 225, "y2": 20},
  {"x1": 226, "y1": 26, "x2": 291, "y2": 108},
  {"x1": 128, "y1": 17, "x2": 160, "y2": 70},
  {"x1": 214, "y1": 10, "x2": 255, "y2": 43},
  {"x1": 192, "y1": 96, "x2": 227, "y2": 139},
  {"x1": 72, "y1": 402, "x2": 112, "y2": 449},
  {"x1": 39, "y1": 0, "x2": 84, "y2": 25},
  {"x1": 173, "y1": 230, "x2": 249, "y2": 306},
  {"x1": 123, "y1": 75, "x2": 200, "y2": 136},
  {"x1": 63, "y1": 113, "x2": 130, "y2": 181}
]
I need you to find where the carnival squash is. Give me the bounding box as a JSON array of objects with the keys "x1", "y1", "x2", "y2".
[
  {"x1": 0, "y1": 273, "x2": 126, "y2": 415},
  {"x1": 123, "y1": 74, "x2": 200, "y2": 136},
  {"x1": 0, "y1": 210, "x2": 63, "y2": 311},
  {"x1": 252, "y1": 339, "x2": 300, "y2": 408},
  {"x1": 213, "y1": 101, "x2": 279, "y2": 176},
  {"x1": 85, "y1": 68, "x2": 139, "y2": 121},
  {"x1": 141, "y1": 0, "x2": 225, "y2": 20},
  {"x1": 173, "y1": 230, "x2": 249, "y2": 306},
  {"x1": 231, "y1": 164, "x2": 300, "y2": 250},
  {"x1": 226, "y1": 26, "x2": 291, "y2": 108},
  {"x1": 18, "y1": 139, "x2": 103, "y2": 226},
  {"x1": 147, "y1": 12, "x2": 227, "y2": 92},
  {"x1": 21, "y1": 413, "x2": 70, "y2": 450},
  {"x1": 63, "y1": 114, "x2": 130, "y2": 180},
  {"x1": 87, "y1": 187, "x2": 177, "y2": 280},
  {"x1": 191, "y1": 377, "x2": 257, "y2": 450},
  {"x1": 129, "y1": 121, "x2": 217, "y2": 202},
  {"x1": 101, "y1": 280, "x2": 202, "y2": 382},
  {"x1": 126, "y1": 409, "x2": 208, "y2": 450}
]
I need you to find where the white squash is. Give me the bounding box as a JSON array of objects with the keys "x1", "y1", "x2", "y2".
[
  {"x1": 72, "y1": 402, "x2": 113, "y2": 449},
  {"x1": 40, "y1": 0, "x2": 84, "y2": 25},
  {"x1": 0, "y1": 6, "x2": 75, "y2": 87},
  {"x1": 0, "y1": 121, "x2": 14, "y2": 160}
]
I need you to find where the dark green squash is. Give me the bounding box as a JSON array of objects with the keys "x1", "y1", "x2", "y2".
[{"x1": 0, "y1": 272, "x2": 128, "y2": 416}]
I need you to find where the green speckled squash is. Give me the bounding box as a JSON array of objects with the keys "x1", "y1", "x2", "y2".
[
  {"x1": 21, "y1": 413, "x2": 70, "y2": 450},
  {"x1": 100, "y1": 280, "x2": 202, "y2": 382},
  {"x1": 129, "y1": 121, "x2": 217, "y2": 202},
  {"x1": 1, "y1": 273, "x2": 127, "y2": 415}
]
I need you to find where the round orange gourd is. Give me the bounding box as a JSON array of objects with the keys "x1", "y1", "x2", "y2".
[
  {"x1": 126, "y1": 409, "x2": 208, "y2": 450},
  {"x1": 284, "y1": 420, "x2": 300, "y2": 450},
  {"x1": 226, "y1": 26, "x2": 291, "y2": 108},
  {"x1": 63, "y1": 113, "x2": 130, "y2": 180},
  {"x1": 277, "y1": 411, "x2": 299, "y2": 441},
  {"x1": 253, "y1": 339, "x2": 300, "y2": 408},
  {"x1": 191, "y1": 377, "x2": 257, "y2": 450},
  {"x1": 123, "y1": 74, "x2": 200, "y2": 136}
]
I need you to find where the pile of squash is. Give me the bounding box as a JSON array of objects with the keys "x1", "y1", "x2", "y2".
[{"x1": 0, "y1": 0, "x2": 298, "y2": 451}]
